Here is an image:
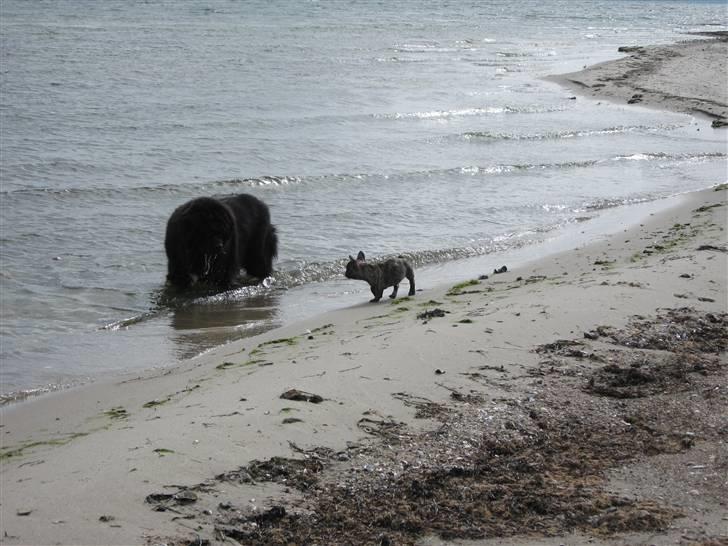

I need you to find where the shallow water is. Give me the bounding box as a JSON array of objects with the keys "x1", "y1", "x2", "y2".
[{"x1": 1, "y1": 0, "x2": 726, "y2": 399}]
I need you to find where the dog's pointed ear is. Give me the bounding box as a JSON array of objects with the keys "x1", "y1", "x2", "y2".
[
  {"x1": 349, "y1": 255, "x2": 355, "y2": 261},
  {"x1": 357, "y1": 251, "x2": 365, "y2": 261}
]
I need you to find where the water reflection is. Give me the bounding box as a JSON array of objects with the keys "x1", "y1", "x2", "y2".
[{"x1": 168, "y1": 290, "x2": 282, "y2": 361}]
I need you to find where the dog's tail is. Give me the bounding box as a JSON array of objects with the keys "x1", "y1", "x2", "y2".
[{"x1": 405, "y1": 261, "x2": 416, "y2": 296}]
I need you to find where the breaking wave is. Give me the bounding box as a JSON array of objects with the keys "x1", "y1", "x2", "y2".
[
  {"x1": 461, "y1": 125, "x2": 680, "y2": 141},
  {"x1": 374, "y1": 104, "x2": 569, "y2": 120}
]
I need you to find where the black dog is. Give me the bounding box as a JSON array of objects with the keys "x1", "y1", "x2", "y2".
[{"x1": 164, "y1": 194, "x2": 278, "y2": 289}]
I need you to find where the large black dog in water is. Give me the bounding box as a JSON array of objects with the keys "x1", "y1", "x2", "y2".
[{"x1": 164, "y1": 194, "x2": 278, "y2": 289}]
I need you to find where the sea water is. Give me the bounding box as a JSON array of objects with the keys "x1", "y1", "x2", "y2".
[{"x1": 1, "y1": 0, "x2": 726, "y2": 400}]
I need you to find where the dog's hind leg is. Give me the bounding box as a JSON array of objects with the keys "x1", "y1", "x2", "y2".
[
  {"x1": 389, "y1": 284, "x2": 399, "y2": 299},
  {"x1": 405, "y1": 263, "x2": 416, "y2": 296}
]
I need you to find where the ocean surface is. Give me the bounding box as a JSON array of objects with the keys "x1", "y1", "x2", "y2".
[{"x1": 1, "y1": 0, "x2": 726, "y2": 401}]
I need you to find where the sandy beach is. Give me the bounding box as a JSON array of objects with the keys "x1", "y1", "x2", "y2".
[
  {"x1": 550, "y1": 32, "x2": 728, "y2": 127},
  {"x1": 2, "y1": 40, "x2": 728, "y2": 546}
]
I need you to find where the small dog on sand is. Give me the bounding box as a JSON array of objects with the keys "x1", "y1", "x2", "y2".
[{"x1": 345, "y1": 251, "x2": 415, "y2": 302}]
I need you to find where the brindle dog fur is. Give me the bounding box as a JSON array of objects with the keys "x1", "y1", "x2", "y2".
[{"x1": 345, "y1": 251, "x2": 415, "y2": 302}]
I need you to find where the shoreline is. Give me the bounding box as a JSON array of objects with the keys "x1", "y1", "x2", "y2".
[
  {"x1": 4, "y1": 35, "x2": 728, "y2": 403},
  {"x1": 0, "y1": 188, "x2": 707, "y2": 408},
  {"x1": 1, "y1": 184, "x2": 725, "y2": 545},
  {"x1": 548, "y1": 32, "x2": 728, "y2": 126}
]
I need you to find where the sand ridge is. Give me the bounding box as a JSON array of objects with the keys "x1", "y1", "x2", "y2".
[{"x1": 550, "y1": 32, "x2": 728, "y2": 127}]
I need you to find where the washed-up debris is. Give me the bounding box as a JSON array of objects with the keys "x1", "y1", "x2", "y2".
[
  {"x1": 357, "y1": 416, "x2": 406, "y2": 439},
  {"x1": 144, "y1": 308, "x2": 725, "y2": 546},
  {"x1": 217, "y1": 506, "x2": 288, "y2": 542},
  {"x1": 417, "y1": 308, "x2": 448, "y2": 321},
  {"x1": 493, "y1": 265, "x2": 508, "y2": 274},
  {"x1": 104, "y1": 407, "x2": 128, "y2": 419},
  {"x1": 608, "y1": 308, "x2": 727, "y2": 353},
  {"x1": 447, "y1": 280, "x2": 481, "y2": 296},
  {"x1": 535, "y1": 339, "x2": 584, "y2": 354},
  {"x1": 174, "y1": 491, "x2": 198, "y2": 504},
  {"x1": 697, "y1": 244, "x2": 727, "y2": 252},
  {"x1": 586, "y1": 350, "x2": 720, "y2": 399},
  {"x1": 477, "y1": 364, "x2": 506, "y2": 373},
  {"x1": 179, "y1": 538, "x2": 209, "y2": 546},
  {"x1": 145, "y1": 493, "x2": 174, "y2": 503},
  {"x1": 393, "y1": 392, "x2": 449, "y2": 420},
  {"x1": 628, "y1": 93, "x2": 643, "y2": 104},
  {"x1": 202, "y1": 385, "x2": 686, "y2": 545},
  {"x1": 280, "y1": 389, "x2": 324, "y2": 404},
  {"x1": 694, "y1": 203, "x2": 723, "y2": 212},
  {"x1": 582, "y1": 311, "x2": 725, "y2": 399},
  {"x1": 144, "y1": 489, "x2": 198, "y2": 512},
  {"x1": 214, "y1": 450, "x2": 332, "y2": 490},
  {"x1": 449, "y1": 390, "x2": 486, "y2": 404},
  {"x1": 143, "y1": 397, "x2": 171, "y2": 409}
]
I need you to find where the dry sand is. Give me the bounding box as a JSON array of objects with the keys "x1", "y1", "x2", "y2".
[
  {"x1": 550, "y1": 32, "x2": 728, "y2": 127},
  {"x1": 2, "y1": 37, "x2": 728, "y2": 546}
]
